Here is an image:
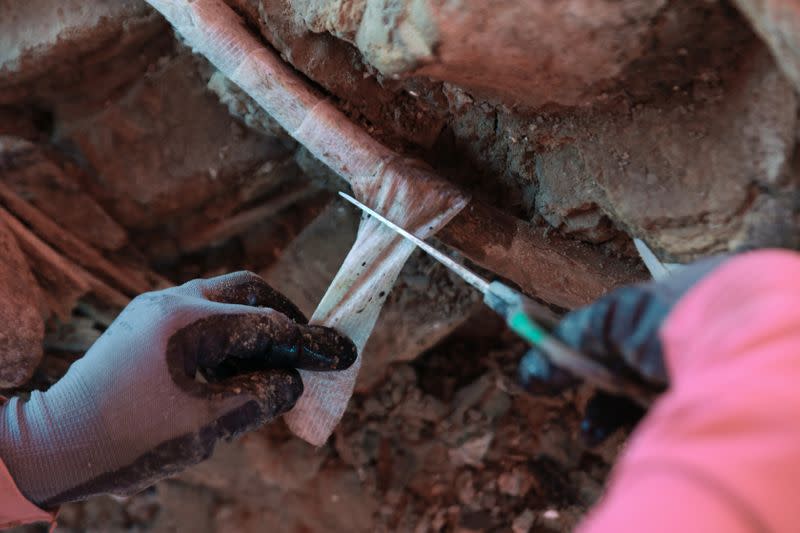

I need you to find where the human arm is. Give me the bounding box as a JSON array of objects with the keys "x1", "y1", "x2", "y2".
[
  {"x1": 521, "y1": 250, "x2": 800, "y2": 533},
  {"x1": 0, "y1": 271, "x2": 356, "y2": 524}
]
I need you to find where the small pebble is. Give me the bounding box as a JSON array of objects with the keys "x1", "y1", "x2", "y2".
[{"x1": 543, "y1": 509, "x2": 560, "y2": 520}]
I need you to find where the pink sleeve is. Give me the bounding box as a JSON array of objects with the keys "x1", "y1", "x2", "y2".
[
  {"x1": 0, "y1": 454, "x2": 54, "y2": 528},
  {"x1": 579, "y1": 249, "x2": 800, "y2": 533}
]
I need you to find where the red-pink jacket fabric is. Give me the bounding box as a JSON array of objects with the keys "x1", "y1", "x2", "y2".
[
  {"x1": 1, "y1": 250, "x2": 799, "y2": 530},
  {"x1": 0, "y1": 450, "x2": 53, "y2": 527},
  {"x1": 581, "y1": 249, "x2": 800, "y2": 533}
]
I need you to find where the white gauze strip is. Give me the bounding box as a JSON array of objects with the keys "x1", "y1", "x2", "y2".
[
  {"x1": 145, "y1": 0, "x2": 468, "y2": 445},
  {"x1": 287, "y1": 102, "x2": 467, "y2": 444}
]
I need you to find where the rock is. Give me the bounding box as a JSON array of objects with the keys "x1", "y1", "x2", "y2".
[
  {"x1": 580, "y1": 47, "x2": 797, "y2": 259},
  {"x1": 75, "y1": 495, "x2": 130, "y2": 530},
  {"x1": 43, "y1": 316, "x2": 102, "y2": 353},
  {"x1": 456, "y1": 471, "x2": 477, "y2": 507},
  {"x1": 227, "y1": 0, "x2": 449, "y2": 148},
  {"x1": 358, "y1": 251, "x2": 480, "y2": 392},
  {"x1": 573, "y1": 471, "x2": 605, "y2": 507},
  {"x1": 0, "y1": 0, "x2": 153, "y2": 87},
  {"x1": 260, "y1": 0, "x2": 671, "y2": 107},
  {"x1": 236, "y1": 0, "x2": 800, "y2": 261},
  {"x1": 263, "y1": 202, "x2": 359, "y2": 316},
  {"x1": 497, "y1": 467, "x2": 535, "y2": 497},
  {"x1": 449, "y1": 433, "x2": 493, "y2": 467},
  {"x1": 733, "y1": 0, "x2": 800, "y2": 92},
  {"x1": 56, "y1": 50, "x2": 289, "y2": 233},
  {"x1": 152, "y1": 482, "x2": 217, "y2": 533},
  {"x1": 0, "y1": 217, "x2": 43, "y2": 387},
  {"x1": 243, "y1": 433, "x2": 328, "y2": 491},
  {"x1": 479, "y1": 386, "x2": 512, "y2": 422},
  {"x1": 291, "y1": 466, "x2": 379, "y2": 532},
  {"x1": 0, "y1": 136, "x2": 128, "y2": 252},
  {"x1": 537, "y1": 422, "x2": 580, "y2": 467},
  {"x1": 511, "y1": 509, "x2": 535, "y2": 533},
  {"x1": 457, "y1": 510, "x2": 495, "y2": 532},
  {"x1": 543, "y1": 509, "x2": 560, "y2": 520},
  {"x1": 393, "y1": 388, "x2": 448, "y2": 424},
  {"x1": 451, "y1": 375, "x2": 495, "y2": 422}
]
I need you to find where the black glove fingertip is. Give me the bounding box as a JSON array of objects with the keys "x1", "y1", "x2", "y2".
[
  {"x1": 204, "y1": 272, "x2": 308, "y2": 324},
  {"x1": 215, "y1": 368, "x2": 304, "y2": 438},
  {"x1": 269, "y1": 368, "x2": 305, "y2": 413},
  {"x1": 297, "y1": 325, "x2": 358, "y2": 371}
]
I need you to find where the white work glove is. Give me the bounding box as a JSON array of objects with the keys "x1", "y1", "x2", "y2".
[{"x1": 0, "y1": 272, "x2": 356, "y2": 508}]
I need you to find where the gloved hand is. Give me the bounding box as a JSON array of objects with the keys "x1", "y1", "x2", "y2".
[
  {"x1": 0, "y1": 271, "x2": 356, "y2": 508},
  {"x1": 518, "y1": 255, "x2": 727, "y2": 443}
]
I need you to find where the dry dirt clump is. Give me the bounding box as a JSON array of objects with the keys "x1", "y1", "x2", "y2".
[{"x1": 1, "y1": 0, "x2": 800, "y2": 531}]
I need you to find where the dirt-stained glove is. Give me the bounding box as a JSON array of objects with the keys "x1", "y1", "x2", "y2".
[
  {"x1": 0, "y1": 271, "x2": 356, "y2": 508},
  {"x1": 518, "y1": 255, "x2": 727, "y2": 443}
]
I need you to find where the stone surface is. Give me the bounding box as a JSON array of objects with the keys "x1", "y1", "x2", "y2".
[
  {"x1": 234, "y1": 0, "x2": 800, "y2": 261},
  {"x1": 0, "y1": 0, "x2": 151, "y2": 82},
  {"x1": 0, "y1": 136, "x2": 128, "y2": 252},
  {"x1": 254, "y1": 0, "x2": 668, "y2": 107},
  {"x1": 0, "y1": 218, "x2": 44, "y2": 388},
  {"x1": 56, "y1": 50, "x2": 290, "y2": 232},
  {"x1": 734, "y1": 0, "x2": 800, "y2": 93},
  {"x1": 0, "y1": 0, "x2": 164, "y2": 106}
]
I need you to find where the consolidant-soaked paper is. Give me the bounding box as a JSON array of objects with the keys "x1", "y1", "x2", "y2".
[
  {"x1": 145, "y1": 0, "x2": 468, "y2": 444},
  {"x1": 289, "y1": 104, "x2": 467, "y2": 444}
]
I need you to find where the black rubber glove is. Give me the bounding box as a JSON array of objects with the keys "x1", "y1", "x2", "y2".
[
  {"x1": 518, "y1": 256, "x2": 727, "y2": 443},
  {"x1": 0, "y1": 271, "x2": 356, "y2": 508}
]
